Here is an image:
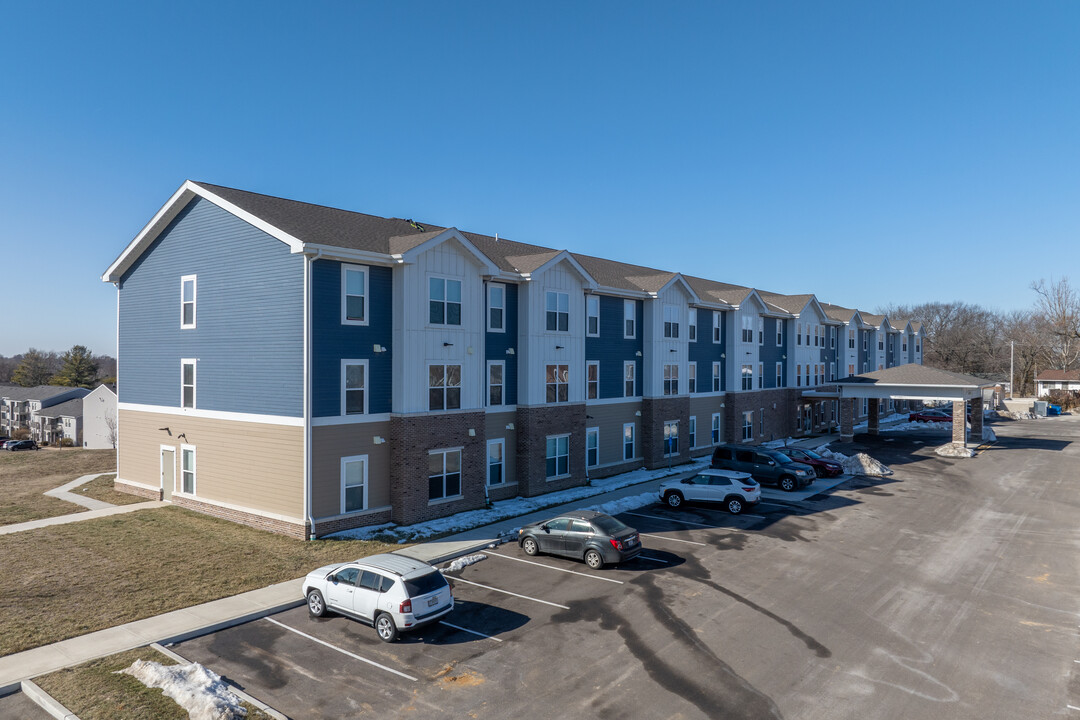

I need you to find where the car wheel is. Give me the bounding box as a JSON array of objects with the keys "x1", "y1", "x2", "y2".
[
  {"x1": 307, "y1": 590, "x2": 326, "y2": 617},
  {"x1": 780, "y1": 476, "x2": 796, "y2": 492},
  {"x1": 726, "y1": 497, "x2": 743, "y2": 514},
  {"x1": 584, "y1": 549, "x2": 604, "y2": 569},
  {"x1": 375, "y1": 613, "x2": 399, "y2": 643},
  {"x1": 522, "y1": 537, "x2": 539, "y2": 556},
  {"x1": 665, "y1": 491, "x2": 683, "y2": 508}
]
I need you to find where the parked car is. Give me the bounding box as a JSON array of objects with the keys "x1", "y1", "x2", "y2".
[
  {"x1": 302, "y1": 553, "x2": 453, "y2": 642},
  {"x1": 7, "y1": 440, "x2": 39, "y2": 451},
  {"x1": 518, "y1": 510, "x2": 641, "y2": 568},
  {"x1": 710, "y1": 444, "x2": 815, "y2": 491},
  {"x1": 774, "y1": 447, "x2": 843, "y2": 478},
  {"x1": 658, "y1": 469, "x2": 760, "y2": 514},
  {"x1": 908, "y1": 409, "x2": 953, "y2": 423}
]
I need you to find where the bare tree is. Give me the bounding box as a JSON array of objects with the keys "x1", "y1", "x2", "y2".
[
  {"x1": 1030, "y1": 277, "x2": 1080, "y2": 370},
  {"x1": 103, "y1": 411, "x2": 118, "y2": 450}
]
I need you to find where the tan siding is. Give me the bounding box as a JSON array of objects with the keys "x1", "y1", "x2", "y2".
[
  {"x1": 119, "y1": 410, "x2": 303, "y2": 519},
  {"x1": 311, "y1": 422, "x2": 391, "y2": 519},
  {"x1": 584, "y1": 400, "x2": 641, "y2": 466},
  {"x1": 689, "y1": 396, "x2": 726, "y2": 454}
]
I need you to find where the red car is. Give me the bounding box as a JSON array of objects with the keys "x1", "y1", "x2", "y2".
[
  {"x1": 908, "y1": 408, "x2": 961, "y2": 423},
  {"x1": 774, "y1": 447, "x2": 843, "y2": 478}
]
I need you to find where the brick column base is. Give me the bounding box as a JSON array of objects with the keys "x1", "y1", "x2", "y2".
[
  {"x1": 970, "y1": 396, "x2": 983, "y2": 443},
  {"x1": 868, "y1": 398, "x2": 880, "y2": 435},
  {"x1": 840, "y1": 399, "x2": 854, "y2": 441},
  {"x1": 952, "y1": 401, "x2": 966, "y2": 446}
]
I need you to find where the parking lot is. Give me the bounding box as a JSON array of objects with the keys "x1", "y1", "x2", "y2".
[{"x1": 171, "y1": 417, "x2": 1080, "y2": 719}]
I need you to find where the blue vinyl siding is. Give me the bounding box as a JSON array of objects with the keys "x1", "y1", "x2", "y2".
[
  {"x1": 689, "y1": 308, "x2": 726, "y2": 392},
  {"x1": 118, "y1": 197, "x2": 303, "y2": 416},
  {"x1": 485, "y1": 283, "x2": 518, "y2": 406},
  {"x1": 311, "y1": 260, "x2": 393, "y2": 416},
  {"x1": 760, "y1": 318, "x2": 784, "y2": 388},
  {"x1": 586, "y1": 296, "x2": 643, "y2": 398}
]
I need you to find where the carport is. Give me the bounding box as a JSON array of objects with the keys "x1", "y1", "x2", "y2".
[{"x1": 834, "y1": 364, "x2": 997, "y2": 448}]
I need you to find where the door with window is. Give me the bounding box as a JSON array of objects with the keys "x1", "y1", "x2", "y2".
[
  {"x1": 325, "y1": 566, "x2": 359, "y2": 612},
  {"x1": 161, "y1": 448, "x2": 175, "y2": 500},
  {"x1": 563, "y1": 519, "x2": 594, "y2": 558}
]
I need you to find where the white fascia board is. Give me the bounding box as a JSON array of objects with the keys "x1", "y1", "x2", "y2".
[
  {"x1": 400, "y1": 228, "x2": 502, "y2": 275},
  {"x1": 741, "y1": 289, "x2": 771, "y2": 314},
  {"x1": 656, "y1": 275, "x2": 701, "y2": 305},
  {"x1": 531, "y1": 251, "x2": 599, "y2": 290},
  {"x1": 591, "y1": 285, "x2": 652, "y2": 299},
  {"x1": 118, "y1": 402, "x2": 304, "y2": 426},
  {"x1": 302, "y1": 244, "x2": 399, "y2": 267},
  {"x1": 803, "y1": 297, "x2": 832, "y2": 323}
]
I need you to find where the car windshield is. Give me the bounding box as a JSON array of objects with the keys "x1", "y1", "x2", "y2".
[
  {"x1": 771, "y1": 452, "x2": 795, "y2": 464},
  {"x1": 403, "y1": 570, "x2": 448, "y2": 597},
  {"x1": 590, "y1": 515, "x2": 630, "y2": 535},
  {"x1": 802, "y1": 449, "x2": 823, "y2": 460}
]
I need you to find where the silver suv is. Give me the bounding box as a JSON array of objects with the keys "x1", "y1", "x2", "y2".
[{"x1": 303, "y1": 553, "x2": 454, "y2": 642}]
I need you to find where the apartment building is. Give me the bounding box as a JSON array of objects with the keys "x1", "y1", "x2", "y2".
[{"x1": 0, "y1": 385, "x2": 90, "y2": 440}]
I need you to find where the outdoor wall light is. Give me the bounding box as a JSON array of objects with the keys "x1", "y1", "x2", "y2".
[
  {"x1": 635, "y1": 410, "x2": 642, "y2": 416},
  {"x1": 373, "y1": 436, "x2": 385, "y2": 444},
  {"x1": 506, "y1": 423, "x2": 515, "y2": 430},
  {"x1": 635, "y1": 350, "x2": 642, "y2": 357},
  {"x1": 468, "y1": 428, "x2": 476, "y2": 437},
  {"x1": 373, "y1": 344, "x2": 387, "y2": 353},
  {"x1": 506, "y1": 348, "x2": 515, "y2": 355},
  {"x1": 720, "y1": 353, "x2": 726, "y2": 359}
]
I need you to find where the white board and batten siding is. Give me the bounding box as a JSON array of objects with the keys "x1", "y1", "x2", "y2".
[
  {"x1": 729, "y1": 297, "x2": 765, "y2": 390},
  {"x1": 518, "y1": 260, "x2": 588, "y2": 406},
  {"x1": 642, "y1": 282, "x2": 691, "y2": 398}
]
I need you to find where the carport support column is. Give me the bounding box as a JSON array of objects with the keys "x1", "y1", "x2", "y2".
[
  {"x1": 952, "y1": 401, "x2": 966, "y2": 447},
  {"x1": 970, "y1": 396, "x2": 983, "y2": 444},
  {"x1": 840, "y1": 398, "x2": 855, "y2": 442},
  {"x1": 867, "y1": 399, "x2": 880, "y2": 435}
]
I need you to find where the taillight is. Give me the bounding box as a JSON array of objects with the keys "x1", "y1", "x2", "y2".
[
  {"x1": 743, "y1": 487, "x2": 756, "y2": 492},
  {"x1": 609, "y1": 538, "x2": 623, "y2": 551},
  {"x1": 399, "y1": 598, "x2": 412, "y2": 614}
]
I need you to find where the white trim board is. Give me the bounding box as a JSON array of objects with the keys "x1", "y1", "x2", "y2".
[{"x1": 118, "y1": 402, "x2": 304, "y2": 427}]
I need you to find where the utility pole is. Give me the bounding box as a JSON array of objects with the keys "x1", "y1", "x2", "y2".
[{"x1": 1010, "y1": 341, "x2": 1014, "y2": 399}]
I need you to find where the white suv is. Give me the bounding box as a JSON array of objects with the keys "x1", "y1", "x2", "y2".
[
  {"x1": 658, "y1": 469, "x2": 761, "y2": 514},
  {"x1": 303, "y1": 553, "x2": 453, "y2": 642}
]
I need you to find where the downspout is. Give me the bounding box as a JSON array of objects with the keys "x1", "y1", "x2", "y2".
[{"x1": 304, "y1": 252, "x2": 316, "y2": 539}]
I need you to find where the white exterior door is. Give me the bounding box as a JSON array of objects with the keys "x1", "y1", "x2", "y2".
[{"x1": 161, "y1": 448, "x2": 175, "y2": 501}]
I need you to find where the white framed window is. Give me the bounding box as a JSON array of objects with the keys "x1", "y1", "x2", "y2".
[
  {"x1": 429, "y1": 448, "x2": 462, "y2": 501},
  {"x1": 849, "y1": 329, "x2": 856, "y2": 349},
  {"x1": 796, "y1": 364, "x2": 802, "y2": 387},
  {"x1": 663, "y1": 420, "x2": 679, "y2": 457},
  {"x1": 689, "y1": 311, "x2": 697, "y2": 342},
  {"x1": 741, "y1": 316, "x2": 753, "y2": 343},
  {"x1": 341, "y1": 455, "x2": 368, "y2": 513},
  {"x1": 797, "y1": 323, "x2": 802, "y2": 346},
  {"x1": 830, "y1": 362, "x2": 836, "y2": 381},
  {"x1": 546, "y1": 434, "x2": 570, "y2": 479},
  {"x1": 711, "y1": 413, "x2": 721, "y2": 444},
  {"x1": 488, "y1": 283, "x2": 505, "y2": 332},
  {"x1": 849, "y1": 363, "x2": 855, "y2": 377},
  {"x1": 713, "y1": 312, "x2": 722, "y2": 343},
  {"x1": 688, "y1": 363, "x2": 696, "y2": 393},
  {"x1": 624, "y1": 299, "x2": 636, "y2": 338},
  {"x1": 903, "y1": 337, "x2": 908, "y2": 352},
  {"x1": 758, "y1": 362, "x2": 763, "y2": 389},
  {"x1": 586, "y1": 427, "x2": 599, "y2": 469},
  {"x1": 688, "y1": 416, "x2": 696, "y2": 448},
  {"x1": 546, "y1": 364, "x2": 569, "y2": 403},
  {"x1": 712, "y1": 361, "x2": 721, "y2": 392},
  {"x1": 587, "y1": 361, "x2": 599, "y2": 400},
  {"x1": 342, "y1": 265, "x2": 368, "y2": 325},
  {"x1": 488, "y1": 361, "x2": 504, "y2": 406},
  {"x1": 181, "y1": 444, "x2": 196, "y2": 494},
  {"x1": 429, "y1": 276, "x2": 462, "y2": 326},
  {"x1": 830, "y1": 327, "x2": 836, "y2": 348},
  {"x1": 664, "y1": 305, "x2": 680, "y2": 339},
  {"x1": 181, "y1": 275, "x2": 197, "y2": 329},
  {"x1": 759, "y1": 407, "x2": 765, "y2": 436},
  {"x1": 916, "y1": 341, "x2": 921, "y2": 353},
  {"x1": 181, "y1": 359, "x2": 196, "y2": 409},
  {"x1": 741, "y1": 364, "x2": 752, "y2": 391},
  {"x1": 623, "y1": 423, "x2": 635, "y2": 460},
  {"x1": 863, "y1": 334, "x2": 868, "y2": 351},
  {"x1": 663, "y1": 363, "x2": 679, "y2": 396},
  {"x1": 805, "y1": 364, "x2": 811, "y2": 387},
  {"x1": 758, "y1": 317, "x2": 764, "y2": 345},
  {"x1": 546, "y1": 291, "x2": 569, "y2": 332},
  {"x1": 776, "y1": 362, "x2": 783, "y2": 388},
  {"x1": 342, "y1": 359, "x2": 368, "y2": 415},
  {"x1": 429, "y1": 364, "x2": 462, "y2": 411},
  {"x1": 487, "y1": 440, "x2": 504, "y2": 486},
  {"x1": 624, "y1": 361, "x2": 636, "y2": 397},
  {"x1": 742, "y1": 411, "x2": 753, "y2": 441},
  {"x1": 776, "y1": 320, "x2": 783, "y2": 346},
  {"x1": 586, "y1": 295, "x2": 600, "y2": 337}
]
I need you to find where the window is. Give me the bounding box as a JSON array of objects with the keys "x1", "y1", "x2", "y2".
[
  {"x1": 916, "y1": 342, "x2": 921, "y2": 353},
  {"x1": 759, "y1": 408, "x2": 764, "y2": 436},
  {"x1": 796, "y1": 364, "x2": 801, "y2": 387},
  {"x1": 587, "y1": 361, "x2": 599, "y2": 400},
  {"x1": 711, "y1": 413, "x2": 721, "y2": 444},
  {"x1": 586, "y1": 427, "x2": 599, "y2": 469},
  {"x1": 181, "y1": 359, "x2": 196, "y2": 409},
  {"x1": 863, "y1": 334, "x2": 868, "y2": 351},
  {"x1": 689, "y1": 312, "x2": 697, "y2": 342},
  {"x1": 488, "y1": 361, "x2": 504, "y2": 406},
  {"x1": 776, "y1": 320, "x2": 783, "y2": 346},
  {"x1": 488, "y1": 283, "x2": 505, "y2": 331},
  {"x1": 663, "y1": 363, "x2": 679, "y2": 396},
  {"x1": 487, "y1": 440, "x2": 504, "y2": 486},
  {"x1": 830, "y1": 327, "x2": 836, "y2": 348},
  {"x1": 546, "y1": 291, "x2": 569, "y2": 332},
  {"x1": 623, "y1": 423, "x2": 635, "y2": 460},
  {"x1": 830, "y1": 362, "x2": 835, "y2": 381},
  {"x1": 342, "y1": 360, "x2": 367, "y2": 415},
  {"x1": 849, "y1": 363, "x2": 855, "y2": 377},
  {"x1": 797, "y1": 323, "x2": 802, "y2": 346},
  {"x1": 624, "y1": 362, "x2": 636, "y2": 397},
  {"x1": 741, "y1": 316, "x2": 753, "y2": 343},
  {"x1": 713, "y1": 312, "x2": 722, "y2": 343},
  {"x1": 805, "y1": 365, "x2": 810, "y2": 387},
  {"x1": 878, "y1": 336, "x2": 884, "y2": 351},
  {"x1": 181, "y1": 275, "x2": 197, "y2": 329},
  {"x1": 664, "y1": 305, "x2": 680, "y2": 338},
  {"x1": 688, "y1": 416, "x2": 696, "y2": 448},
  {"x1": 758, "y1": 362, "x2": 763, "y2": 389},
  {"x1": 546, "y1": 435, "x2": 570, "y2": 479},
  {"x1": 742, "y1": 411, "x2": 753, "y2": 441},
  {"x1": 758, "y1": 317, "x2": 764, "y2": 345},
  {"x1": 181, "y1": 445, "x2": 195, "y2": 494},
  {"x1": 741, "y1": 364, "x2": 752, "y2": 391},
  {"x1": 776, "y1": 362, "x2": 784, "y2": 388},
  {"x1": 429, "y1": 449, "x2": 462, "y2": 500},
  {"x1": 429, "y1": 277, "x2": 462, "y2": 325},
  {"x1": 546, "y1": 364, "x2": 569, "y2": 403},
  {"x1": 849, "y1": 330, "x2": 855, "y2": 349},
  {"x1": 663, "y1": 421, "x2": 679, "y2": 457},
  {"x1": 903, "y1": 338, "x2": 908, "y2": 352},
  {"x1": 429, "y1": 364, "x2": 461, "y2": 411},
  {"x1": 713, "y1": 362, "x2": 721, "y2": 392},
  {"x1": 688, "y1": 363, "x2": 696, "y2": 393},
  {"x1": 624, "y1": 300, "x2": 636, "y2": 338},
  {"x1": 585, "y1": 296, "x2": 600, "y2": 336},
  {"x1": 341, "y1": 455, "x2": 367, "y2": 512},
  {"x1": 342, "y1": 265, "x2": 367, "y2": 325}
]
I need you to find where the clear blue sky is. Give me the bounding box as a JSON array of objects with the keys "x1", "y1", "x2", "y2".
[{"x1": 2, "y1": 1, "x2": 1077, "y2": 357}]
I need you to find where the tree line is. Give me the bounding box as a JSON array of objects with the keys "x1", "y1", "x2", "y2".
[{"x1": 0, "y1": 347, "x2": 116, "y2": 390}]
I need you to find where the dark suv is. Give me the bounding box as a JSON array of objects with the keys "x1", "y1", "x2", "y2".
[
  {"x1": 7, "y1": 440, "x2": 39, "y2": 451},
  {"x1": 710, "y1": 444, "x2": 815, "y2": 491}
]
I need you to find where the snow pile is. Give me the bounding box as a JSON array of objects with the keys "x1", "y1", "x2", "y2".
[
  {"x1": 982, "y1": 426, "x2": 996, "y2": 442},
  {"x1": 998, "y1": 410, "x2": 1041, "y2": 420},
  {"x1": 761, "y1": 437, "x2": 796, "y2": 449},
  {"x1": 581, "y1": 491, "x2": 659, "y2": 516},
  {"x1": 443, "y1": 554, "x2": 486, "y2": 572},
  {"x1": 879, "y1": 420, "x2": 954, "y2": 432},
  {"x1": 936, "y1": 443, "x2": 975, "y2": 458},
  {"x1": 815, "y1": 447, "x2": 893, "y2": 477},
  {"x1": 117, "y1": 660, "x2": 246, "y2": 720}
]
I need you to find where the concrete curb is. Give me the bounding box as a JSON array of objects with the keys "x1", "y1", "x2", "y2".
[
  {"x1": 21, "y1": 680, "x2": 77, "y2": 720},
  {"x1": 156, "y1": 598, "x2": 306, "y2": 647},
  {"x1": 151, "y1": 643, "x2": 287, "y2": 720}
]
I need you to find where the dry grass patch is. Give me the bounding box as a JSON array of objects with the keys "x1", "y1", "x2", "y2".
[
  {"x1": 34, "y1": 645, "x2": 273, "y2": 720},
  {"x1": 0, "y1": 448, "x2": 116, "y2": 525},
  {"x1": 74, "y1": 473, "x2": 146, "y2": 506},
  {"x1": 0, "y1": 506, "x2": 397, "y2": 655}
]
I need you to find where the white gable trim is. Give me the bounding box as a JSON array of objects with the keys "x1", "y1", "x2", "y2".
[
  {"x1": 399, "y1": 228, "x2": 501, "y2": 275},
  {"x1": 653, "y1": 274, "x2": 701, "y2": 304},
  {"x1": 525, "y1": 251, "x2": 598, "y2": 289}
]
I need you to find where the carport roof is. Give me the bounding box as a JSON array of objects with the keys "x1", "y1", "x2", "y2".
[{"x1": 838, "y1": 364, "x2": 995, "y2": 389}]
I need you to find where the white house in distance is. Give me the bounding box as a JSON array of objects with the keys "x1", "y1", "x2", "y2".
[
  {"x1": 82, "y1": 385, "x2": 118, "y2": 449},
  {"x1": 1035, "y1": 370, "x2": 1080, "y2": 398}
]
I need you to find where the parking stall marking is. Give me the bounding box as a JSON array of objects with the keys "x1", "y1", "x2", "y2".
[
  {"x1": 624, "y1": 511, "x2": 734, "y2": 529},
  {"x1": 635, "y1": 554, "x2": 672, "y2": 564},
  {"x1": 449, "y1": 576, "x2": 571, "y2": 610},
  {"x1": 638, "y1": 532, "x2": 707, "y2": 546},
  {"x1": 484, "y1": 551, "x2": 625, "y2": 584},
  {"x1": 438, "y1": 620, "x2": 503, "y2": 642},
  {"x1": 264, "y1": 617, "x2": 418, "y2": 682}
]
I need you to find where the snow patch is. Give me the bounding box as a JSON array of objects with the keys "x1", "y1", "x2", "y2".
[
  {"x1": 443, "y1": 554, "x2": 487, "y2": 572},
  {"x1": 117, "y1": 660, "x2": 246, "y2": 720},
  {"x1": 815, "y1": 447, "x2": 893, "y2": 477},
  {"x1": 935, "y1": 443, "x2": 975, "y2": 458},
  {"x1": 580, "y1": 491, "x2": 659, "y2": 516},
  {"x1": 982, "y1": 426, "x2": 996, "y2": 442}
]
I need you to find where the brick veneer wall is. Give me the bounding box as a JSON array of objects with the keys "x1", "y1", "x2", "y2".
[
  {"x1": 722, "y1": 388, "x2": 801, "y2": 444},
  {"x1": 172, "y1": 495, "x2": 308, "y2": 539},
  {"x1": 313, "y1": 509, "x2": 394, "y2": 538},
  {"x1": 640, "y1": 397, "x2": 690, "y2": 469},
  {"x1": 515, "y1": 404, "x2": 586, "y2": 496},
  {"x1": 114, "y1": 480, "x2": 162, "y2": 501},
  {"x1": 388, "y1": 411, "x2": 487, "y2": 526}
]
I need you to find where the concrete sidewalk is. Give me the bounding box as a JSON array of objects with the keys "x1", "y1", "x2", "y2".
[
  {"x1": 0, "y1": 500, "x2": 166, "y2": 536},
  {"x1": 43, "y1": 472, "x2": 116, "y2": 511}
]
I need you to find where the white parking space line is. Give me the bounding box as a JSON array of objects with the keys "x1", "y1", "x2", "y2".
[
  {"x1": 264, "y1": 617, "x2": 418, "y2": 682},
  {"x1": 625, "y1": 511, "x2": 734, "y2": 529},
  {"x1": 485, "y1": 551, "x2": 624, "y2": 584},
  {"x1": 450, "y1": 577, "x2": 571, "y2": 610},
  {"x1": 636, "y1": 554, "x2": 672, "y2": 564},
  {"x1": 639, "y1": 532, "x2": 707, "y2": 546},
  {"x1": 439, "y1": 620, "x2": 503, "y2": 642}
]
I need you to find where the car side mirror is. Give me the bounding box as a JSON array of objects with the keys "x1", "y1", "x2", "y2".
[
  {"x1": 330, "y1": 576, "x2": 339, "y2": 584},
  {"x1": 540, "y1": 524, "x2": 549, "y2": 532},
  {"x1": 681, "y1": 478, "x2": 692, "y2": 484},
  {"x1": 768, "y1": 460, "x2": 776, "y2": 466}
]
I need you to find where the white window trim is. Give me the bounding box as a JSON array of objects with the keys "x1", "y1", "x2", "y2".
[
  {"x1": 160, "y1": 444, "x2": 176, "y2": 495},
  {"x1": 180, "y1": 274, "x2": 197, "y2": 330},
  {"x1": 180, "y1": 443, "x2": 197, "y2": 495},
  {"x1": 546, "y1": 433, "x2": 571, "y2": 480},
  {"x1": 180, "y1": 358, "x2": 196, "y2": 410},
  {"x1": 663, "y1": 363, "x2": 679, "y2": 396},
  {"x1": 712, "y1": 361, "x2": 721, "y2": 392},
  {"x1": 545, "y1": 363, "x2": 570, "y2": 404},
  {"x1": 340, "y1": 454, "x2": 369, "y2": 514},
  {"x1": 429, "y1": 274, "x2": 463, "y2": 327},
  {"x1": 341, "y1": 264, "x2": 369, "y2": 326},
  {"x1": 586, "y1": 426, "x2": 599, "y2": 469},
  {"x1": 623, "y1": 422, "x2": 636, "y2": 460},
  {"x1": 487, "y1": 439, "x2": 505, "y2": 486},
  {"x1": 429, "y1": 447, "x2": 465, "y2": 502},
  {"x1": 546, "y1": 290, "x2": 570, "y2": 333},
  {"x1": 340, "y1": 359, "x2": 369, "y2": 416},
  {"x1": 776, "y1": 362, "x2": 783, "y2": 388},
  {"x1": 487, "y1": 282, "x2": 506, "y2": 333},
  {"x1": 688, "y1": 416, "x2": 697, "y2": 449},
  {"x1": 429, "y1": 363, "x2": 463, "y2": 411},
  {"x1": 586, "y1": 360, "x2": 600, "y2": 400},
  {"x1": 688, "y1": 362, "x2": 696, "y2": 394},
  {"x1": 624, "y1": 361, "x2": 636, "y2": 398},
  {"x1": 711, "y1": 413, "x2": 722, "y2": 445},
  {"x1": 586, "y1": 295, "x2": 600, "y2": 338},
  {"x1": 741, "y1": 411, "x2": 753, "y2": 442},
  {"x1": 689, "y1": 310, "x2": 697, "y2": 342},
  {"x1": 624, "y1": 299, "x2": 636, "y2": 339},
  {"x1": 713, "y1": 311, "x2": 722, "y2": 344},
  {"x1": 663, "y1": 420, "x2": 679, "y2": 458},
  {"x1": 488, "y1": 360, "x2": 505, "y2": 407}
]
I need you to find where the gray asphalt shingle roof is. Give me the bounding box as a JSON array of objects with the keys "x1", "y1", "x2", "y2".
[
  {"x1": 1, "y1": 386, "x2": 84, "y2": 402},
  {"x1": 839, "y1": 364, "x2": 994, "y2": 388},
  {"x1": 34, "y1": 397, "x2": 83, "y2": 418}
]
